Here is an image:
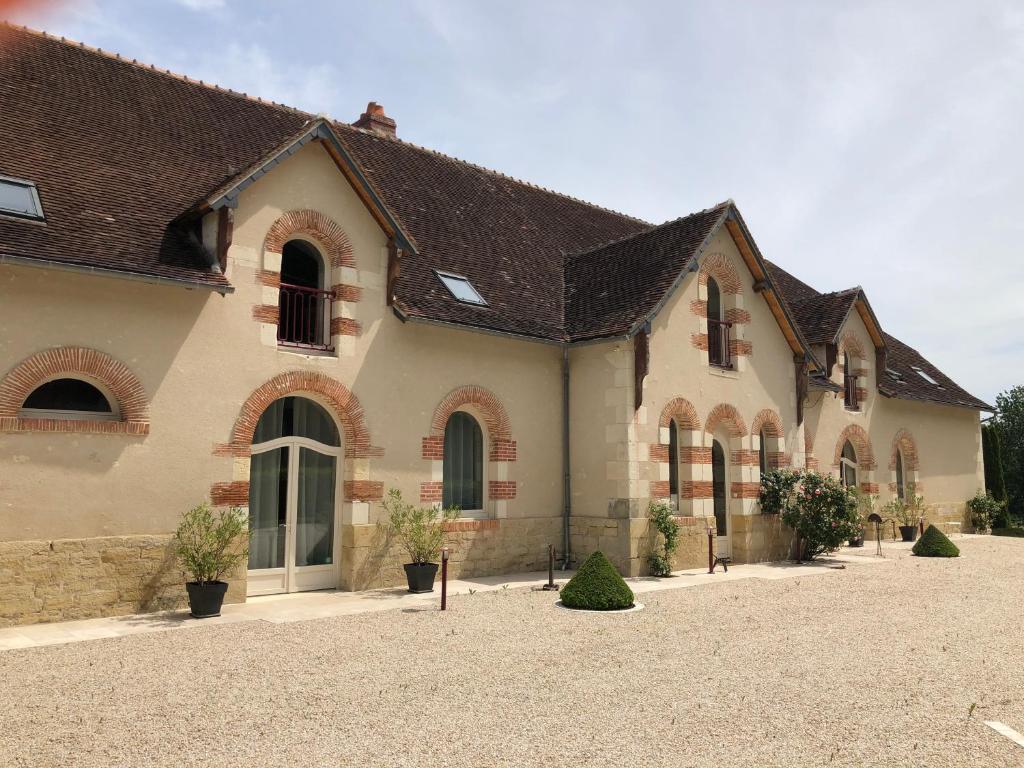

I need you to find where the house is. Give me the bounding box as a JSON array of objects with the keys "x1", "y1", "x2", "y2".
[{"x1": 0, "y1": 25, "x2": 990, "y2": 626}]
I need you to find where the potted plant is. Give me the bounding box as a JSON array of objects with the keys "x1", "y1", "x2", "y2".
[
  {"x1": 382, "y1": 489, "x2": 459, "y2": 593},
  {"x1": 884, "y1": 494, "x2": 922, "y2": 542},
  {"x1": 174, "y1": 503, "x2": 248, "y2": 618},
  {"x1": 848, "y1": 487, "x2": 875, "y2": 547}
]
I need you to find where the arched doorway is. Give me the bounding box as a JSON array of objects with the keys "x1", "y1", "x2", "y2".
[
  {"x1": 712, "y1": 439, "x2": 731, "y2": 556},
  {"x1": 840, "y1": 440, "x2": 858, "y2": 488},
  {"x1": 247, "y1": 396, "x2": 342, "y2": 595}
]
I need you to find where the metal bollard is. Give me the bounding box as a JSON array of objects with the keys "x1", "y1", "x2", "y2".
[
  {"x1": 440, "y1": 547, "x2": 449, "y2": 611},
  {"x1": 707, "y1": 527, "x2": 714, "y2": 574},
  {"x1": 919, "y1": 517, "x2": 925, "y2": 536},
  {"x1": 542, "y1": 544, "x2": 559, "y2": 590}
]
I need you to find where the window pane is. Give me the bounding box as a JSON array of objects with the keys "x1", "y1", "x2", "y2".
[
  {"x1": 443, "y1": 411, "x2": 483, "y2": 509},
  {"x1": 707, "y1": 278, "x2": 721, "y2": 321},
  {"x1": 896, "y1": 451, "x2": 905, "y2": 500},
  {"x1": 0, "y1": 179, "x2": 40, "y2": 217},
  {"x1": 668, "y1": 419, "x2": 679, "y2": 509},
  {"x1": 295, "y1": 448, "x2": 336, "y2": 567},
  {"x1": 437, "y1": 273, "x2": 486, "y2": 305},
  {"x1": 759, "y1": 430, "x2": 767, "y2": 475},
  {"x1": 248, "y1": 447, "x2": 288, "y2": 570},
  {"x1": 712, "y1": 440, "x2": 727, "y2": 536},
  {"x1": 253, "y1": 397, "x2": 339, "y2": 446},
  {"x1": 22, "y1": 378, "x2": 111, "y2": 413}
]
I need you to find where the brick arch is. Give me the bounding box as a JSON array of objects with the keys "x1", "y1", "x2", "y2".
[
  {"x1": 697, "y1": 252, "x2": 743, "y2": 295},
  {"x1": 659, "y1": 397, "x2": 700, "y2": 431},
  {"x1": 832, "y1": 424, "x2": 875, "y2": 470},
  {"x1": 751, "y1": 408, "x2": 784, "y2": 439},
  {"x1": 263, "y1": 209, "x2": 355, "y2": 269},
  {"x1": 890, "y1": 429, "x2": 919, "y2": 471},
  {"x1": 220, "y1": 371, "x2": 381, "y2": 459},
  {"x1": 429, "y1": 385, "x2": 511, "y2": 446},
  {"x1": 838, "y1": 330, "x2": 867, "y2": 361},
  {"x1": 0, "y1": 346, "x2": 149, "y2": 435},
  {"x1": 705, "y1": 403, "x2": 747, "y2": 438}
]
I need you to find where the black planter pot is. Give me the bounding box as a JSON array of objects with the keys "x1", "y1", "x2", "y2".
[
  {"x1": 185, "y1": 581, "x2": 229, "y2": 618},
  {"x1": 848, "y1": 536, "x2": 864, "y2": 548},
  {"x1": 899, "y1": 525, "x2": 919, "y2": 543},
  {"x1": 404, "y1": 562, "x2": 439, "y2": 593}
]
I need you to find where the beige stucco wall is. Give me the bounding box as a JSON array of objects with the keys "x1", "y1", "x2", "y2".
[{"x1": 0, "y1": 141, "x2": 564, "y2": 622}]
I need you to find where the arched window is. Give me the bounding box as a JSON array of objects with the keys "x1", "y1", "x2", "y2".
[
  {"x1": 20, "y1": 378, "x2": 114, "y2": 420},
  {"x1": 668, "y1": 418, "x2": 680, "y2": 510},
  {"x1": 278, "y1": 240, "x2": 332, "y2": 350},
  {"x1": 443, "y1": 411, "x2": 483, "y2": 511},
  {"x1": 711, "y1": 439, "x2": 728, "y2": 536},
  {"x1": 758, "y1": 429, "x2": 767, "y2": 476},
  {"x1": 252, "y1": 396, "x2": 339, "y2": 446},
  {"x1": 895, "y1": 449, "x2": 905, "y2": 501},
  {"x1": 843, "y1": 352, "x2": 859, "y2": 410},
  {"x1": 707, "y1": 277, "x2": 731, "y2": 368},
  {"x1": 840, "y1": 440, "x2": 858, "y2": 488}
]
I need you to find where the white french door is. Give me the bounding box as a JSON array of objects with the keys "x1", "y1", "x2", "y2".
[{"x1": 247, "y1": 435, "x2": 341, "y2": 596}]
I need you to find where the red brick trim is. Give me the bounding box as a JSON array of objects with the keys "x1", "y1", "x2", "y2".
[
  {"x1": 256, "y1": 269, "x2": 281, "y2": 288},
  {"x1": 767, "y1": 451, "x2": 790, "y2": 469},
  {"x1": 488, "y1": 480, "x2": 517, "y2": 500},
  {"x1": 731, "y1": 481, "x2": 761, "y2": 499},
  {"x1": 724, "y1": 307, "x2": 751, "y2": 325},
  {"x1": 889, "y1": 429, "x2": 919, "y2": 471},
  {"x1": 216, "y1": 371, "x2": 381, "y2": 459},
  {"x1": 329, "y1": 317, "x2": 361, "y2": 337},
  {"x1": 0, "y1": 347, "x2": 150, "y2": 435},
  {"x1": 421, "y1": 436, "x2": 444, "y2": 460},
  {"x1": 838, "y1": 331, "x2": 867, "y2": 361},
  {"x1": 731, "y1": 449, "x2": 759, "y2": 466},
  {"x1": 751, "y1": 409, "x2": 785, "y2": 439},
  {"x1": 680, "y1": 446, "x2": 711, "y2": 463},
  {"x1": 344, "y1": 480, "x2": 384, "y2": 502},
  {"x1": 211, "y1": 481, "x2": 249, "y2": 506},
  {"x1": 832, "y1": 424, "x2": 876, "y2": 470},
  {"x1": 705, "y1": 403, "x2": 747, "y2": 438},
  {"x1": 682, "y1": 480, "x2": 713, "y2": 499},
  {"x1": 429, "y1": 385, "x2": 514, "y2": 461},
  {"x1": 689, "y1": 299, "x2": 708, "y2": 317},
  {"x1": 697, "y1": 252, "x2": 743, "y2": 294},
  {"x1": 331, "y1": 284, "x2": 362, "y2": 303},
  {"x1": 690, "y1": 332, "x2": 709, "y2": 351},
  {"x1": 860, "y1": 482, "x2": 880, "y2": 494},
  {"x1": 253, "y1": 304, "x2": 279, "y2": 323},
  {"x1": 729, "y1": 339, "x2": 753, "y2": 357},
  {"x1": 420, "y1": 481, "x2": 442, "y2": 503},
  {"x1": 263, "y1": 209, "x2": 355, "y2": 269},
  {"x1": 444, "y1": 519, "x2": 500, "y2": 532},
  {"x1": 659, "y1": 397, "x2": 700, "y2": 430},
  {"x1": 651, "y1": 480, "x2": 670, "y2": 498}
]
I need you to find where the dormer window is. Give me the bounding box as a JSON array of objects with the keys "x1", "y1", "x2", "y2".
[
  {"x1": 843, "y1": 352, "x2": 859, "y2": 410},
  {"x1": 436, "y1": 270, "x2": 487, "y2": 306},
  {"x1": 0, "y1": 175, "x2": 44, "y2": 220},
  {"x1": 706, "y1": 277, "x2": 732, "y2": 368}
]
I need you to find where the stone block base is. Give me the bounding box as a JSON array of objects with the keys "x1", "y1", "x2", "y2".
[{"x1": 0, "y1": 534, "x2": 244, "y2": 628}]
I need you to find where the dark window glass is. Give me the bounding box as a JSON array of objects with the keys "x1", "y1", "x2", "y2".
[
  {"x1": 0, "y1": 177, "x2": 43, "y2": 218},
  {"x1": 280, "y1": 241, "x2": 322, "y2": 289},
  {"x1": 707, "y1": 277, "x2": 730, "y2": 367},
  {"x1": 707, "y1": 277, "x2": 722, "y2": 321},
  {"x1": 22, "y1": 378, "x2": 112, "y2": 413},
  {"x1": 895, "y1": 450, "x2": 905, "y2": 501},
  {"x1": 841, "y1": 440, "x2": 858, "y2": 487},
  {"x1": 278, "y1": 241, "x2": 330, "y2": 348},
  {"x1": 843, "y1": 352, "x2": 859, "y2": 409},
  {"x1": 759, "y1": 429, "x2": 767, "y2": 476},
  {"x1": 712, "y1": 439, "x2": 727, "y2": 536},
  {"x1": 668, "y1": 419, "x2": 679, "y2": 509},
  {"x1": 253, "y1": 397, "x2": 339, "y2": 446},
  {"x1": 443, "y1": 411, "x2": 483, "y2": 510}
]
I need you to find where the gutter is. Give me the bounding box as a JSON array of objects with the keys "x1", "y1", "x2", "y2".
[
  {"x1": 0, "y1": 253, "x2": 233, "y2": 294},
  {"x1": 561, "y1": 345, "x2": 571, "y2": 569}
]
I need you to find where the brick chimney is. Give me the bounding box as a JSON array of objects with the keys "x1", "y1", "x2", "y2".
[{"x1": 353, "y1": 102, "x2": 396, "y2": 137}]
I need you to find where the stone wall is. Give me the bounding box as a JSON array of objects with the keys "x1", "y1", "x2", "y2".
[
  {"x1": 0, "y1": 534, "x2": 245, "y2": 627},
  {"x1": 340, "y1": 517, "x2": 563, "y2": 591}
]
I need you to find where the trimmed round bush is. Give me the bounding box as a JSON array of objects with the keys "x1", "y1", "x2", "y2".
[
  {"x1": 560, "y1": 551, "x2": 635, "y2": 610},
  {"x1": 912, "y1": 524, "x2": 960, "y2": 557}
]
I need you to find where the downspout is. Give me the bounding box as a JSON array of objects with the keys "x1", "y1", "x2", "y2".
[{"x1": 561, "y1": 344, "x2": 572, "y2": 569}]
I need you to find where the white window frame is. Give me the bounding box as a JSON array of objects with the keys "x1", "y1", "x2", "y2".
[{"x1": 435, "y1": 270, "x2": 487, "y2": 306}]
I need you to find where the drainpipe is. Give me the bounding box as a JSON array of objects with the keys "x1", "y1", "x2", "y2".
[{"x1": 561, "y1": 345, "x2": 572, "y2": 569}]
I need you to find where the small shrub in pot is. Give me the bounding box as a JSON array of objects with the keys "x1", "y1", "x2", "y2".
[
  {"x1": 175, "y1": 503, "x2": 248, "y2": 618},
  {"x1": 382, "y1": 489, "x2": 459, "y2": 593}
]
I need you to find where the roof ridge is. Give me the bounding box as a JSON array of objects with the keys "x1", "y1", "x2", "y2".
[
  {"x1": 791, "y1": 286, "x2": 861, "y2": 303},
  {"x1": 335, "y1": 122, "x2": 651, "y2": 227},
  {"x1": 563, "y1": 199, "x2": 733, "y2": 262},
  {"x1": 2, "y1": 22, "x2": 313, "y2": 119}
]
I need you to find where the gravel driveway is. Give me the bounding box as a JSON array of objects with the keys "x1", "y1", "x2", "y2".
[{"x1": 2, "y1": 536, "x2": 1022, "y2": 767}]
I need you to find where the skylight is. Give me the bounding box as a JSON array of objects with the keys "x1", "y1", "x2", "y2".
[
  {"x1": 436, "y1": 270, "x2": 487, "y2": 306},
  {"x1": 911, "y1": 366, "x2": 939, "y2": 385},
  {"x1": 0, "y1": 175, "x2": 44, "y2": 220}
]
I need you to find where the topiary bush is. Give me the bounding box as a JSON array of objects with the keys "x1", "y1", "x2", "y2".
[
  {"x1": 912, "y1": 524, "x2": 960, "y2": 557},
  {"x1": 560, "y1": 551, "x2": 635, "y2": 610}
]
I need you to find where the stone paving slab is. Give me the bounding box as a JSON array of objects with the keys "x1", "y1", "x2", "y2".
[{"x1": 0, "y1": 538, "x2": 927, "y2": 651}]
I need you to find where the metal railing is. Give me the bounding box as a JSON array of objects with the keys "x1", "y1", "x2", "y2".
[
  {"x1": 708, "y1": 319, "x2": 733, "y2": 368},
  {"x1": 844, "y1": 371, "x2": 859, "y2": 409},
  {"x1": 277, "y1": 282, "x2": 334, "y2": 351}
]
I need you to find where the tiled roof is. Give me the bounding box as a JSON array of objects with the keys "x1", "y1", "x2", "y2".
[
  {"x1": 765, "y1": 261, "x2": 991, "y2": 411},
  {"x1": 0, "y1": 25, "x2": 990, "y2": 411}
]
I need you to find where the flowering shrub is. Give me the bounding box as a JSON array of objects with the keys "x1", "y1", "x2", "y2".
[
  {"x1": 966, "y1": 491, "x2": 1007, "y2": 532},
  {"x1": 777, "y1": 471, "x2": 859, "y2": 560},
  {"x1": 758, "y1": 469, "x2": 802, "y2": 515},
  {"x1": 647, "y1": 500, "x2": 680, "y2": 577}
]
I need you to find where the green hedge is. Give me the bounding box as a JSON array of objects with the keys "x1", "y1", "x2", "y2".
[
  {"x1": 912, "y1": 524, "x2": 960, "y2": 557},
  {"x1": 560, "y1": 551, "x2": 635, "y2": 610},
  {"x1": 992, "y1": 528, "x2": 1024, "y2": 538}
]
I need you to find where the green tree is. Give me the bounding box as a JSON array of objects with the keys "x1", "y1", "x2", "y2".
[
  {"x1": 982, "y1": 423, "x2": 1007, "y2": 503},
  {"x1": 994, "y1": 386, "x2": 1024, "y2": 519}
]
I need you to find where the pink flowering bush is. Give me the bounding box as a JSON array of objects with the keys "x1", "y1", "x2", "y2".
[{"x1": 764, "y1": 470, "x2": 859, "y2": 560}]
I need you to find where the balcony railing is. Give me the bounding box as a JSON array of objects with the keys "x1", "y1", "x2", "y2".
[
  {"x1": 278, "y1": 282, "x2": 334, "y2": 351},
  {"x1": 708, "y1": 319, "x2": 733, "y2": 368},
  {"x1": 844, "y1": 371, "x2": 859, "y2": 410}
]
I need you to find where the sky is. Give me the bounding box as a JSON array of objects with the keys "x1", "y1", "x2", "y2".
[{"x1": 8, "y1": 0, "x2": 1024, "y2": 406}]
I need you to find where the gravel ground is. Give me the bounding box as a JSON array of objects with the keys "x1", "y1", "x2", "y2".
[{"x1": 3, "y1": 536, "x2": 1023, "y2": 768}]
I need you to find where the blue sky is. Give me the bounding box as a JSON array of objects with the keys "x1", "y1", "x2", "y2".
[{"x1": 11, "y1": 0, "x2": 1024, "y2": 405}]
